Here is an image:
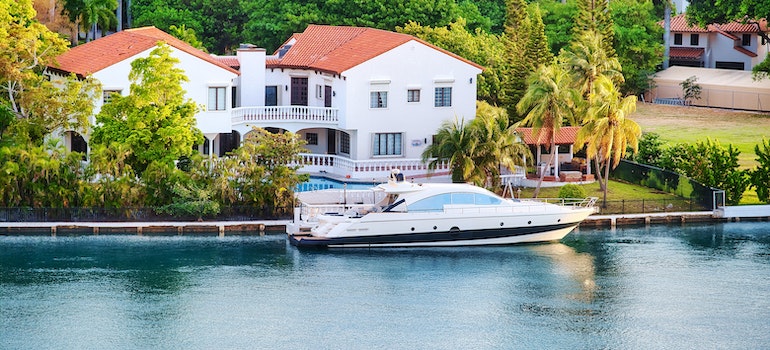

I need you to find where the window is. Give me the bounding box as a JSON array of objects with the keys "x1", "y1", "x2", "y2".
[
  {"x1": 674, "y1": 33, "x2": 682, "y2": 45},
  {"x1": 305, "y1": 132, "x2": 318, "y2": 145},
  {"x1": 372, "y1": 132, "x2": 402, "y2": 156},
  {"x1": 742, "y1": 34, "x2": 752, "y2": 46},
  {"x1": 690, "y1": 34, "x2": 700, "y2": 46},
  {"x1": 208, "y1": 87, "x2": 226, "y2": 111},
  {"x1": 434, "y1": 87, "x2": 452, "y2": 107},
  {"x1": 407, "y1": 192, "x2": 502, "y2": 212},
  {"x1": 265, "y1": 86, "x2": 278, "y2": 106},
  {"x1": 340, "y1": 132, "x2": 350, "y2": 154},
  {"x1": 103, "y1": 89, "x2": 121, "y2": 104},
  {"x1": 715, "y1": 61, "x2": 745, "y2": 70},
  {"x1": 370, "y1": 91, "x2": 388, "y2": 108},
  {"x1": 407, "y1": 89, "x2": 421, "y2": 102},
  {"x1": 231, "y1": 86, "x2": 237, "y2": 108},
  {"x1": 291, "y1": 77, "x2": 308, "y2": 106},
  {"x1": 315, "y1": 84, "x2": 323, "y2": 99}
]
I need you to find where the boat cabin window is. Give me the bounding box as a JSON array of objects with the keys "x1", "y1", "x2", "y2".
[{"x1": 407, "y1": 192, "x2": 502, "y2": 212}]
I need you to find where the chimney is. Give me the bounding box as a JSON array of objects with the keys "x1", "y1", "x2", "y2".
[{"x1": 236, "y1": 44, "x2": 266, "y2": 107}]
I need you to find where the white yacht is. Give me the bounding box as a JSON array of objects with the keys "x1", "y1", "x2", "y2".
[{"x1": 288, "y1": 171, "x2": 597, "y2": 248}]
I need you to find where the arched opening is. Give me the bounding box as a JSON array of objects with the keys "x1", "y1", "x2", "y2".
[{"x1": 65, "y1": 131, "x2": 88, "y2": 159}]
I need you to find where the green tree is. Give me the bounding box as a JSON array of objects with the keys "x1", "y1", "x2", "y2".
[
  {"x1": 517, "y1": 63, "x2": 579, "y2": 197},
  {"x1": 422, "y1": 117, "x2": 478, "y2": 183},
  {"x1": 675, "y1": 139, "x2": 749, "y2": 205},
  {"x1": 90, "y1": 43, "x2": 203, "y2": 175},
  {"x1": 750, "y1": 138, "x2": 770, "y2": 203},
  {"x1": 680, "y1": 75, "x2": 702, "y2": 105},
  {"x1": 62, "y1": 0, "x2": 117, "y2": 42},
  {"x1": 536, "y1": 0, "x2": 577, "y2": 55},
  {"x1": 560, "y1": 30, "x2": 624, "y2": 102},
  {"x1": 82, "y1": 143, "x2": 144, "y2": 208},
  {"x1": 471, "y1": 101, "x2": 531, "y2": 187},
  {"x1": 576, "y1": 75, "x2": 641, "y2": 205},
  {"x1": 423, "y1": 102, "x2": 530, "y2": 188},
  {"x1": 632, "y1": 132, "x2": 665, "y2": 167},
  {"x1": 1, "y1": 0, "x2": 98, "y2": 144},
  {"x1": 168, "y1": 24, "x2": 207, "y2": 52},
  {"x1": 573, "y1": 0, "x2": 616, "y2": 58},
  {"x1": 610, "y1": 0, "x2": 663, "y2": 95},
  {"x1": 210, "y1": 128, "x2": 307, "y2": 209}
]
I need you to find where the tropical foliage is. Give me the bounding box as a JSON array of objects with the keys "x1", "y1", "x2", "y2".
[
  {"x1": 751, "y1": 138, "x2": 770, "y2": 203},
  {"x1": 90, "y1": 43, "x2": 202, "y2": 175},
  {"x1": 423, "y1": 101, "x2": 529, "y2": 187}
]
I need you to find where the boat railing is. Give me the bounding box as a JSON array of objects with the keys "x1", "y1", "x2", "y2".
[
  {"x1": 298, "y1": 203, "x2": 375, "y2": 222},
  {"x1": 520, "y1": 197, "x2": 598, "y2": 208}
]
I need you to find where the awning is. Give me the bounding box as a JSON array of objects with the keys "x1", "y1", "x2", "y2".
[{"x1": 669, "y1": 47, "x2": 704, "y2": 60}]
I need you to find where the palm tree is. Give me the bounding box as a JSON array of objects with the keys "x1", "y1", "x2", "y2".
[
  {"x1": 561, "y1": 31, "x2": 623, "y2": 104},
  {"x1": 422, "y1": 117, "x2": 479, "y2": 183},
  {"x1": 576, "y1": 75, "x2": 641, "y2": 205},
  {"x1": 472, "y1": 101, "x2": 531, "y2": 188},
  {"x1": 517, "y1": 63, "x2": 579, "y2": 197},
  {"x1": 82, "y1": 0, "x2": 117, "y2": 41}
]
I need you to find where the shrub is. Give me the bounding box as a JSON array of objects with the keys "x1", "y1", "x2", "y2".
[
  {"x1": 751, "y1": 138, "x2": 770, "y2": 203},
  {"x1": 558, "y1": 184, "x2": 587, "y2": 198}
]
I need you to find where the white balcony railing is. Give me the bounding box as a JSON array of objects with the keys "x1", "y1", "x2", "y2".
[
  {"x1": 232, "y1": 106, "x2": 339, "y2": 125},
  {"x1": 295, "y1": 153, "x2": 449, "y2": 181}
]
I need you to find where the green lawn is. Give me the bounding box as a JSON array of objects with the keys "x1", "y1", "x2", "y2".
[{"x1": 633, "y1": 104, "x2": 770, "y2": 168}]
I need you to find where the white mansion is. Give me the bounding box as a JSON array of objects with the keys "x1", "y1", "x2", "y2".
[{"x1": 49, "y1": 25, "x2": 483, "y2": 180}]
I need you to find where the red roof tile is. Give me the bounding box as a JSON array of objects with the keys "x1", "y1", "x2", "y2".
[
  {"x1": 268, "y1": 25, "x2": 483, "y2": 75},
  {"x1": 663, "y1": 14, "x2": 768, "y2": 33},
  {"x1": 51, "y1": 27, "x2": 239, "y2": 77},
  {"x1": 668, "y1": 14, "x2": 709, "y2": 33},
  {"x1": 214, "y1": 56, "x2": 240, "y2": 69},
  {"x1": 669, "y1": 47, "x2": 704, "y2": 59},
  {"x1": 516, "y1": 126, "x2": 580, "y2": 145}
]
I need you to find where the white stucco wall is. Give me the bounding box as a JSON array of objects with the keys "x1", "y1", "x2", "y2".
[
  {"x1": 706, "y1": 33, "x2": 752, "y2": 70},
  {"x1": 341, "y1": 40, "x2": 481, "y2": 160},
  {"x1": 91, "y1": 45, "x2": 238, "y2": 135}
]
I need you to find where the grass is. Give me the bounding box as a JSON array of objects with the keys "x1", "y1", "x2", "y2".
[
  {"x1": 632, "y1": 104, "x2": 768, "y2": 205},
  {"x1": 516, "y1": 180, "x2": 703, "y2": 213},
  {"x1": 633, "y1": 103, "x2": 770, "y2": 168}
]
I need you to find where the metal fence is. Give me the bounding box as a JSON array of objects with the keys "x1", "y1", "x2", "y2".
[
  {"x1": 595, "y1": 197, "x2": 707, "y2": 215},
  {"x1": 0, "y1": 206, "x2": 293, "y2": 223},
  {"x1": 611, "y1": 160, "x2": 723, "y2": 210}
]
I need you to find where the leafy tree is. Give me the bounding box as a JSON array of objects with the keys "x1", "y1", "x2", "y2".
[
  {"x1": 558, "y1": 183, "x2": 587, "y2": 198},
  {"x1": 560, "y1": 31, "x2": 623, "y2": 102},
  {"x1": 168, "y1": 24, "x2": 207, "y2": 52},
  {"x1": 210, "y1": 128, "x2": 308, "y2": 209},
  {"x1": 577, "y1": 75, "x2": 641, "y2": 205},
  {"x1": 610, "y1": 0, "x2": 663, "y2": 95},
  {"x1": 1, "y1": 0, "x2": 98, "y2": 144},
  {"x1": 631, "y1": 132, "x2": 665, "y2": 167},
  {"x1": 423, "y1": 101, "x2": 530, "y2": 187},
  {"x1": 0, "y1": 139, "x2": 85, "y2": 207},
  {"x1": 517, "y1": 63, "x2": 580, "y2": 197},
  {"x1": 680, "y1": 75, "x2": 702, "y2": 105},
  {"x1": 90, "y1": 43, "x2": 203, "y2": 175},
  {"x1": 676, "y1": 139, "x2": 749, "y2": 205},
  {"x1": 82, "y1": 143, "x2": 144, "y2": 208},
  {"x1": 536, "y1": 0, "x2": 577, "y2": 55},
  {"x1": 750, "y1": 138, "x2": 770, "y2": 203},
  {"x1": 62, "y1": 0, "x2": 117, "y2": 42},
  {"x1": 573, "y1": 0, "x2": 616, "y2": 58},
  {"x1": 422, "y1": 117, "x2": 477, "y2": 183}
]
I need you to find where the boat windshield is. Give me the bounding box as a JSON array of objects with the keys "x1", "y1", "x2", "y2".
[{"x1": 407, "y1": 192, "x2": 502, "y2": 212}]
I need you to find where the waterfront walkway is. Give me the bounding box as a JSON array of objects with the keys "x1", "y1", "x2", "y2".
[{"x1": 1, "y1": 205, "x2": 767, "y2": 236}]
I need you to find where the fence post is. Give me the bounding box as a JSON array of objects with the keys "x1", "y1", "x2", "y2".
[
  {"x1": 622, "y1": 199, "x2": 625, "y2": 214},
  {"x1": 642, "y1": 199, "x2": 645, "y2": 213}
]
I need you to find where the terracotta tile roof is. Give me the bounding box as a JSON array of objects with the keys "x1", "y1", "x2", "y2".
[
  {"x1": 733, "y1": 45, "x2": 758, "y2": 57},
  {"x1": 664, "y1": 14, "x2": 768, "y2": 33},
  {"x1": 214, "y1": 56, "x2": 240, "y2": 69},
  {"x1": 714, "y1": 28, "x2": 740, "y2": 40},
  {"x1": 51, "y1": 27, "x2": 239, "y2": 78},
  {"x1": 716, "y1": 19, "x2": 768, "y2": 32},
  {"x1": 516, "y1": 126, "x2": 580, "y2": 145},
  {"x1": 267, "y1": 25, "x2": 483, "y2": 75},
  {"x1": 668, "y1": 14, "x2": 709, "y2": 33},
  {"x1": 669, "y1": 47, "x2": 704, "y2": 60}
]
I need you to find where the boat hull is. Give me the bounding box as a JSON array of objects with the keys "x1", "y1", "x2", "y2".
[{"x1": 289, "y1": 221, "x2": 582, "y2": 248}]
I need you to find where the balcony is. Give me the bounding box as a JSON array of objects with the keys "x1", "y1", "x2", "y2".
[
  {"x1": 295, "y1": 153, "x2": 450, "y2": 181},
  {"x1": 231, "y1": 106, "x2": 339, "y2": 129}
]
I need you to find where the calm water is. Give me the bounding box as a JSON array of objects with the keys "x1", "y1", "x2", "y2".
[{"x1": 1, "y1": 222, "x2": 769, "y2": 349}]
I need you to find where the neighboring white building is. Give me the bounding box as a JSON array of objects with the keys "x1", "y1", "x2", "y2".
[
  {"x1": 665, "y1": 14, "x2": 769, "y2": 71},
  {"x1": 50, "y1": 25, "x2": 483, "y2": 180}
]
